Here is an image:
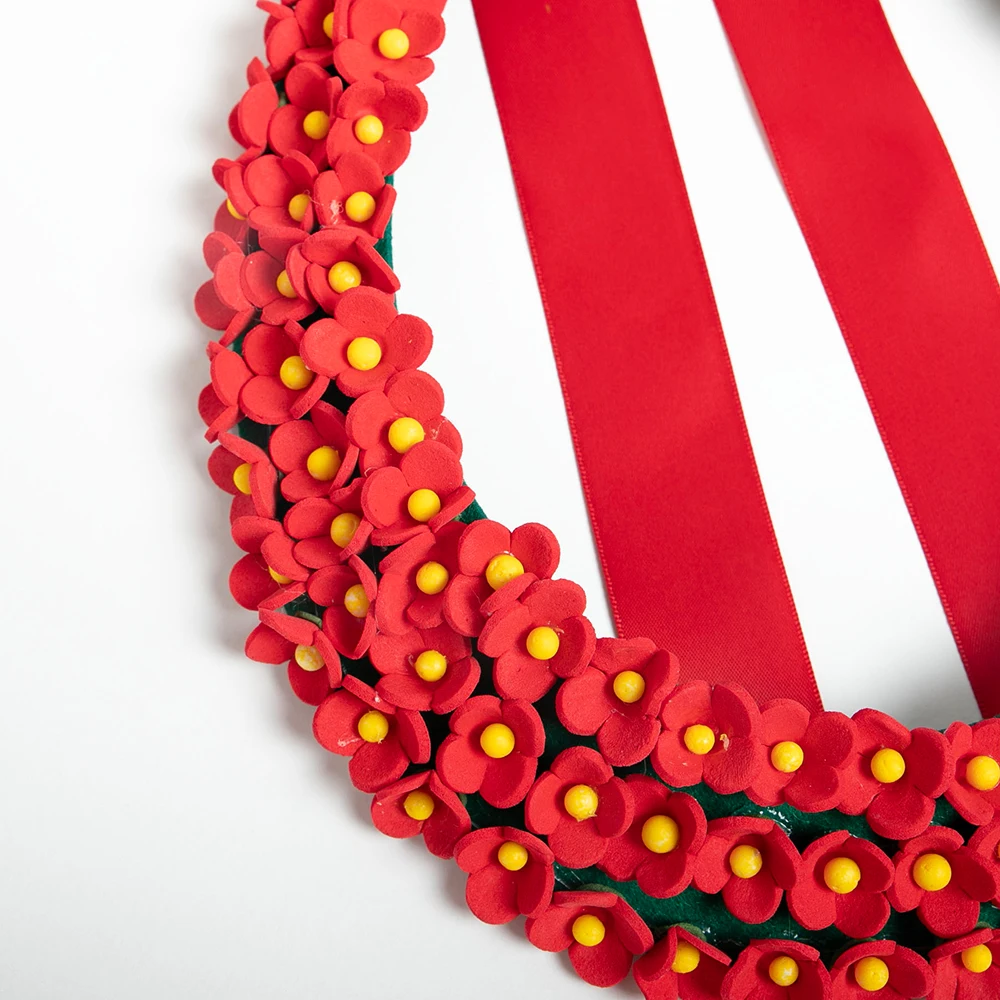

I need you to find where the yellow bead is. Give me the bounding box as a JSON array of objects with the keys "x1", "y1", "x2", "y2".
[
  {"x1": 641, "y1": 814, "x2": 680, "y2": 854},
  {"x1": 322, "y1": 11, "x2": 334, "y2": 37},
  {"x1": 345, "y1": 190, "x2": 377, "y2": 222},
  {"x1": 357, "y1": 709, "x2": 389, "y2": 743},
  {"x1": 479, "y1": 722, "x2": 516, "y2": 759},
  {"x1": 729, "y1": 844, "x2": 763, "y2": 879},
  {"x1": 276, "y1": 269, "x2": 297, "y2": 298},
  {"x1": 302, "y1": 109, "x2": 330, "y2": 140},
  {"x1": 571, "y1": 914, "x2": 605, "y2": 947},
  {"x1": 294, "y1": 645, "x2": 324, "y2": 672},
  {"x1": 563, "y1": 784, "x2": 599, "y2": 822},
  {"x1": 232, "y1": 462, "x2": 252, "y2": 495},
  {"x1": 613, "y1": 670, "x2": 646, "y2": 704},
  {"x1": 403, "y1": 790, "x2": 435, "y2": 821},
  {"x1": 823, "y1": 856, "x2": 861, "y2": 895},
  {"x1": 378, "y1": 27, "x2": 410, "y2": 59},
  {"x1": 912, "y1": 853, "x2": 952, "y2": 892},
  {"x1": 415, "y1": 561, "x2": 449, "y2": 595},
  {"x1": 497, "y1": 841, "x2": 529, "y2": 872},
  {"x1": 387, "y1": 416, "x2": 425, "y2": 454},
  {"x1": 328, "y1": 259, "x2": 363, "y2": 294},
  {"x1": 684, "y1": 724, "x2": 716, "y2": 756},
  {"x1": 967, "y1": 755, "x2": 1000, "y2": 791},
  {"x1": 407, "y1": 489, "x2": 442, "y2": 523},
  {"x1": 962, "y1": 944, "x2": 994, "y2": 974},
  {"x1": 768, "y1": 956, "x2": 799, "y2": 987},
  {"x1": 870, "y1": 747, "x2": 906, "y2": 784},
  {"x1": 288, "y1": 192, "x2": 311, "y2": 222},
  {"x1": 268, "y1": 567, "x2": 292, "y2": 585},
  {"x1": 306, "y1": 445, "x2": 341, "y2": 482},
  {"x1": 414, "y1": 649, "x2": 447, "y2": 682},
  {"x1": 671, "y1": 941, "x2": 701, "y2": 975},
  {"x1": 346, "y1": 335, "x2": 382, "y2": 371},
  {"x1": 526, "y1": 626, "x2": 560, "y2": 660},
  {"x1": 354, "y1": 114, "x2": 384, "y2": 145},
  {"x1": 770, "y1": 740, "x2": 805, "y2": 774},
  {"x1": 854, "y1": 957, "x2": 890, "y2": 992},
  {"x1": 330, "y1": 512, "x2": 361, "y2": 548},
  {"x1": 485, "y1": 553, "x2": 525, "y2": 590},
  {"x1": 226, "y1": 198, "x2": 245, "y2": 220},
  {"x1": 279, "y1": 355, "x2": 314, "y2": 391},
  {"x1": 343, "y1": 583, "x2": 370, "y2": 619}
]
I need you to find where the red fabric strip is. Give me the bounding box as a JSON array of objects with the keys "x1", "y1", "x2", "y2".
[
  {"x1": 472, "y1": 0, "x2": 821, "y2": 709},
  {"x1": 714, "y1": 0, "x2": 1000, "y2": 716}
]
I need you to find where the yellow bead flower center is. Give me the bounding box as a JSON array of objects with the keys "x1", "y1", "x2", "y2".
[
  {"x1": 870, "y1": 747, "x2": 906, "y2": 784},
  {"x1": 322, "y1": 12, "x2": 334, "y2": 38},
  {"x1": 641, "y1": 815, "x2": 680, "y2": 854},
  {"x1": 413, "y1": 649, "x2": 447, "y2": 682},
  {"x1": 407, "y1": 489, "x2": 441, "y2": 523},
  {"x1": 770, "y1": 740, "x2": 804, "y2": 774},
  {"x1": 268, "y1": 567, "x2": 292, "y2": 585},
  {"x1": 343, "y1": 583, "x2": 370, "y2": 618},
  {"x1": 415, "y1": 561, "x2": 449, "y2": 595},
  {"x1": 294, "y1": 645, "x2": 324, "y2": 672},
  {"x1": 378, "y1": 28, "x2": 410, "y2": 59},
  {"x1": 962, "y1": 944, "x2": 994, "y2": 973},
  {"x1": 345, "y1": 190, "x2": 377, "y2": 222},
  {"x1": 485, "y1": 553, "x2": 524, "y2": 590},
  {"x1": 328, "y1": 259, "x2": 362, "y2": 293},
  {"x1": 823, "y1": 856, "x2": 861, "y2": 895},
  {"x1": 355, "y1": 114, "x2": 384, "y2": 145},
  {"x1": 854, "y1": 957, "x2": 889, "y2": 992},
  {"x1": 497, "y1": 841, "x2": 529, "y2": 871},
  {"x1": 279, "y1": 355, "x2": 314, "y2": 390},
  {"x1": 480, "y1": 722, "x2": 516, "y2": 759},
  {"x1": 276, "y1": 269, "x2": 297, "y2": 298},
  {"x1": 912, "y1": 853, "x2": 951, "y2": 892},
  {"x1": 330, "y1": 512, "x2": 361, "y2": 548},
  {"x1": 526, "y1": 626, "x2": 560, "y2": 660},
  {"x1": 672, "y1": 941, "x2": 701, "y2": 975},
  {"x1": 346, "y1": 336, "x2": 382, "y2": 371},
  {"x1": 683, "y1": 724, "x2": 716, "y2": 755},
  {"x1": 357, "y1": 709, "x2": 389, "y2": 743},
  {"x1": 571, "y1": 915, "x2": 605, "y2": 948},
  {"x1": 403, "y1": 790, "x2": 435, "y2": 821},
  {"x1": 613, "y1": 670, "x2": 646, "y2": 704},
  {"x1": 768, "y1": 956, "x2": 799, "y2": 987},
  {"x1": 388, "y1": 416, "x2": 425, "y2": 454},
  {"x1": 563, "y1": 784, "x2": 598, "y2": 821},
  {"x1": 302, "y1": 109, "x2": 330, "y2": 140},
  {"x1": 306, "y1": 445, "x2": 341, "y2": 481},
  {"x1": 967, "y1": 755, "x2": 1000, "y2": 791},
  {"x1": 729, "y1": 844, "x2": 763, "y2": 879},
  {"x1": 232, "y1": 462, "x2": 252, "y2": 495},
  {"x1": 226, "y1": 198, "x2": 246, "y2": 220},
  {"x1": 288, "y1": 193, "x2": 311, "y2": 222}
]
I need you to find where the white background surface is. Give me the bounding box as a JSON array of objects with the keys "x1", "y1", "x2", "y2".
[{"x1": 3, "y1": 1, "x2": 1000, "y2": 997}]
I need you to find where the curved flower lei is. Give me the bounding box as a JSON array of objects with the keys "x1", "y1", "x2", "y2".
[{"x1": 198, "y1": 2, "x2": 1000, "y2": 996}]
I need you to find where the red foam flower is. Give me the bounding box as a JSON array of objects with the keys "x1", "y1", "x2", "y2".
[
  {"x1": 369, "y1": 770, "x2": 469, "y2": 859},
  {"x1": 195, "y1": 231, "x2": 254, "y2": 345},
  {"x1": 968, "y1": 819, "x2": 1000, "y2": 901},
  {"x1": 312, "y1": 675, "x2": 429, "y2": 792},
  {"x1": 368, "y1": 623, "x2": 479, "y2": 714},
  {"x1": 375, "y1": 522, "x2": 463, "y2": 633},
  {"x1": 831, "y1": 941, "x2": 933, "y2": 1000},
  {"x1": 212, "y1": 200, "x2": 250, "y2": 249},
  {"x1": 229, "y1": 58, "x2": 278, "y2": 161},
  {"x1": 313, "y1": 152, "x2": 396, "y2": 238},
  {"x1": 887, "y1": 825, "x2": 998, "y2": 937},
  {"x1": 479, "y1": 579, "x2": 596, "y2": 702},
  {"x1": 306, "y1": 554, "x2": 378, "y2": 658},
  {"x1": 229, "y1": 515, "x2": 309, "y2": 610},
  {"x1": 333, "y1": 0, "x2": 445, "y2": 85},
  {"x1": 443, "y1": 519, "x2": 559, "y2": 637},
  {"x1": 454, "y1": 826, "x2": 554, "y2": 924},
  {"x1": 653, "y1": 682, "x2": 765, "y2": 795},
  {"x1": 930, "y1": 928, "x2": 1000, "y2": 1000},
  {"x1": 208, "y1": 431, "x2": 277, "y2": 522},
  {"x1": 747, "y1": 700, "x2": 857, "y2": 811},
  {"x1": 258, "y1": 0, "x2": 335, "y2": 76},
  {"x1": 219, "y1": 151, "x2": 316, "y2": 233},
  {"x1": 838, "y1": 708, "x2": 952, "y2": 840},
  {"x1": 633, "y1": 926, "x2": 731, "y2": 1000},
  {"x1": 525, "y1": 891, "x2": 653, "y2": 989},
  {"x1": 523, "y1": 746, "x2": 633, "y2": 869},
  {"x1": 346, "y1": 369, "x2": 461, "y2": 472},
  {"x1": 786, "y1": 830, "x2": 893, "y2": 937},
  {"x1": 326, "y1": 78, "x2": 427, "y2": 175},
  {"x1": 556, "y1": 638, "x2": 678, "y2": 766},
  {"x1": 253, "y1": 588, "x2": 343, "y2": 705},
  {"x1": 693, "y1": 817, "x2": 800, "y2": 924},
  {"x1": 269, "y1": 401, "x2": 358, "y2": 501},
  {"x1": 945, "y1": 719, "x2": 1000, "y2": 826},
  {"x1": 600, "y1": 774, "x2": 707, "y2": 899},
  {"x1": 361, "y1": 440, "x2": 474, "y2": 546},
  {"x1": 268, "y1": 62, "x2": 342, "y2": 165},
  {"x1": 300, "y1": 287, "x2": 431, "y2": 397},
  {"x1": 436, "y1": 695, "x2": 544, "y2": 809},
  {"x1": 241, "y1": 231, "x2": 316, "y2": 324},
  {"x1": 721, "y1": 940, "x2": 831, "y2": 1000},
  {"x1": 285, "y1": 479, "x2": 372, "y2": 568}
]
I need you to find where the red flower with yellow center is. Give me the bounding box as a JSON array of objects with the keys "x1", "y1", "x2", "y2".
[
  {"x1": 830, "y1": 941, "x2": 933, "y2": 1000},
  {"x1": 369, "y1": 770, "x2": 469, "y2": 859},
  {"x1": 632, "y1": 926, "x2": 731, "y2": 1000},
  {"x1": 944, "y1": 719, "x2": 1000, "y2": 826},
  {"x1": 720, "y1": 939, "x2": 831, "y2": 999},
  {"x1": 929, "y1": 929, "x2": 1000, "y2": 1000},
  {"x1": 306, "y1": 554, "x2": 378, "y2": 658}
]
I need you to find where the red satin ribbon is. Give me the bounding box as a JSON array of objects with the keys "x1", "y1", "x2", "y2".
[
  {"x1": 472, "y1": 0, "x2": 822, "y2": 709},
  {"x1": 714, "y1": 0, "x2": 1000, "y2": 717}
]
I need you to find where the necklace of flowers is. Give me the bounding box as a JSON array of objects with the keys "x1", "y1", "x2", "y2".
[{"x1": 197, "y1": 1, "x2": 1000, "y2": 997}]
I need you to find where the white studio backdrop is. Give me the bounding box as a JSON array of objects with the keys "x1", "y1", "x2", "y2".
[{"x1": 2, "y1": 1, "x2": 1000, "y2": 997}]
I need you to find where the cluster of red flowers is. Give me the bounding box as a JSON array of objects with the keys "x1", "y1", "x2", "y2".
[{"x1": 199, "y1": 1, "x2": 1000, "y2": 996}]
